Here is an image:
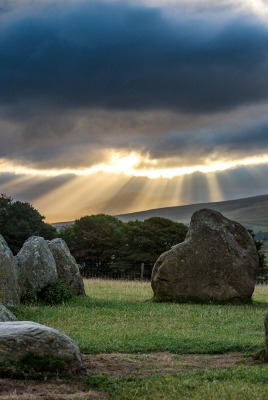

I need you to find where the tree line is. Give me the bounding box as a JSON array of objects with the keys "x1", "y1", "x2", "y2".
[
  {"x1": 0, "y1": 194, "x2": 267, "y2": 281},
  {"x1": 0, "y1": 194, "x2": 187, "y2": 278},
  {"x1": 0, "y1": 194, "x2": 56, "y2": 254},
  {"x1": 59, "y1": 214, "x2": 188, "y2": 278}
]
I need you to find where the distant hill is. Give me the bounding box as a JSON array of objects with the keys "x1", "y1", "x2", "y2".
[
  {"x1": 117, "y1": 194, "x2": 268, "y2": 232},
  {"x1": 81, "y1": 191, "x2": 180, "y2": 216},
  {"x1": 53, "y1": 194, "x2": 268, "y2": 233}
]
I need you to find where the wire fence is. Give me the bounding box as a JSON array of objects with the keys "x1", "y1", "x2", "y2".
[
  {"x1": 80, "y1": 263, "x2": 268, "y2": 284},
  {"x1": 80, "y1": 262, "x2": 153, "y2": 281}
]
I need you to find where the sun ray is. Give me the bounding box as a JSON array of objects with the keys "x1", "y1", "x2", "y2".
[
  {"x1": 0, "y1": 175, "x2": 43, "y2": 198},
  {"x1": 205, "y1": 173, "x2": 224, "y2": 203},
  {"x1": 169, "y1": 175, "x2": 187, "y2": 207},
  {"x1": 35, "y1": 173, "x2": 133, "y2": 222},
  {"x1": 160, "y1": 177, "x2": 186, "y2": 207},
  {"x1": 180, "y1": 173, "x2": 211, "y2": 205},
  {"x1": 2, "y1": 152, "x2": 268, "y2": 222}
]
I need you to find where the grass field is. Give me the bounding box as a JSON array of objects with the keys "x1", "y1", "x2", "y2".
[{"x1": 11, "y1": 280, "x2": 268, "y2": 399}]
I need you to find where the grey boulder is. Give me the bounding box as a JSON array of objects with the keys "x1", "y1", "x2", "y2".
[
  {"x1": 16, "y1": 236, "x2": 58, "y2": 297},
  {"x1": 0, "y1": 321, "x2": 83, "y2": 373},
  {"x1": 0, "y1": 304, "x2": 17, "y2": 322},
  {"x1": 48, "y1": 238, "x2": 85, "y2": 296},
  {"x1": 151, "y1": 209, "x2": 259, "y2": 303},
  {"x1": 0, "y1": 235, "x2": 20, "y2": 306}
]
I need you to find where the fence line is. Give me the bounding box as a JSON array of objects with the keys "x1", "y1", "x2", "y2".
[
  {"x1": 79, "y1": 263, "x2": 268, "y2": 283},
  {"x1": 80, "y1": 262, "x2": 153, "y2": 280}
]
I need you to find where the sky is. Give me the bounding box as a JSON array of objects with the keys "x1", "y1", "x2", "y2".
[{"x1": 1, "y1": 0, "x2": 268, "y2": 222}]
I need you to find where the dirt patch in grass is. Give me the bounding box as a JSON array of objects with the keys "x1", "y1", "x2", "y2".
[
  {"x1": 0, "y1": 378, "x2": 107, "y2": 400},
  {"x1": 84, "y1": 352, "x2": 249, "y2": 377},
  {"x1": 0, "y1": 353, "x2": 253, "y2": 399}
]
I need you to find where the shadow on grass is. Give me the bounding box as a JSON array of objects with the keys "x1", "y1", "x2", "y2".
[
  {"x1": 11, "y1": 295, "x2": 268, "y2": 315},
  {"x1": 67, "y1": 294, "x2": 268, "y2": 309}
]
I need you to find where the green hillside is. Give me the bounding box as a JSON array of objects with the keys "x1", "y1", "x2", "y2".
[
  {"x1": 117, "y1": 194, "x2": 268, "y2": 232},
  {"x1": 53, "y1": 194, "x2": 268, "y2": 234}
]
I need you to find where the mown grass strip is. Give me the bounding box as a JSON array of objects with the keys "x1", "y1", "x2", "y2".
[
  {"x1": 86, "y1": 366, "x2": 268, "y2": 400},
  {"x1": 12, "y1": 280, "x2": 268, "y2": 355}
]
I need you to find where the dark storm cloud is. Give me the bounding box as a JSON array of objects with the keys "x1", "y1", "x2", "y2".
[
  {"x1": 1, "y1": 103, "x2": 268, "y2": 169},
  {"x1": 1, "y1": 1, "x2": 268, "y2": 112},
  {"x1": 210, "y1": 124, "x2": 268, "y2": 151},
  {"x1": 135, "y1": 110, "x2": 268, "y2": 162}
]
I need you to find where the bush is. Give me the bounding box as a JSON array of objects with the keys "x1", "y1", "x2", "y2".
[
  {"x1": 38, "y1": 281, "x2": 74, "y2": 305},
  {"x1": 20, "y1": 282, "x2": 74, "y2": 306},
  {"x1": 21, "y1": 289, "x2": 38, "y2": 306}
]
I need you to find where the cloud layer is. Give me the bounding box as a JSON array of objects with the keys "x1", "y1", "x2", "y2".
[
  {"x1": 1, "y1": 0, "x2": 268, "y2": 218},
  {"x1": 1, "y1": 1, "x2": 268, "y2": 112}
]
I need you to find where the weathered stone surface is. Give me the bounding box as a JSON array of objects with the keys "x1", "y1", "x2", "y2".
[
  {"x1": 0, "y1": 321, "x2": 83, "y2": 372},
  {"x1": 151, "y1": 209, "x2": 259, "y2": 303},
  {"x1": 0, "y1": 235, "x2": 20, "y2": 306},
  {"x1": 48, "y1": 238, "x2": 85, "y2": 296},
  {"x1": 15, "y1": 236, "x2": 58, "y2": 297},
  {"x1": 0, "y1": 304, "x2": 17, "y2": 322}
]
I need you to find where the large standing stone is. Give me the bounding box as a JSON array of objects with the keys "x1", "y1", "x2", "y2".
[
  {"x1": 151, "y1": 209, "x2": 259, "y2": 303},
  {"x1": 48, "y1": 238, "x2": 85, "y2": 296},
  {"x1": 16, "y1": 236, "x2": 58, "y2": 297},
  {"x1": 0, "y1": 321, "x2": 83, "y2": 373},
  {"x1": 0, "y1": 235, "x2": 20, "y2": 306},
  {"x1": 0, "y1": 304, "x2": 17, "y2": 322}
]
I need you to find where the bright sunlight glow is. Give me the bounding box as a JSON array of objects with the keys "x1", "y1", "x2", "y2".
[
  {"x1": 2, "y1": 152, "x2": 268, "y2": 179},
  {"x1": 248, "y1": 0, "x2": 268, "y2": 17}
]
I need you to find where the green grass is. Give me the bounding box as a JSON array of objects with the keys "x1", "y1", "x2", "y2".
[
  {"x1": 12, "y1": 280, "x2": 268, "y2": 355},
  {"x1": 86, "y1": 367, "x2": 268, "y2": 400},
  {"x1": 10, "y1": 280, "x2": 268, "y2": 399}
]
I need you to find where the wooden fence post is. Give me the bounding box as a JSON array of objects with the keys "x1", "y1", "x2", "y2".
[{"x1": 141, "y1": 263, "x2": 144, "y2": 280}]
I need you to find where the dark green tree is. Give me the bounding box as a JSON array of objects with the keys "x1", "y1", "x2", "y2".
[
  {"x1": 117, "y1": 217, "x2": 188, "y2": 275},
  {"x1": 0, "y1": 194, "x2": 56, "y2": 254},
  {"x1": 248, "y1": 229, "x2": 268, "y2": 283},
  {"x1": 60, "y1": 214, "x2": 124, "y2": 276},
  {"x1": 60, "y1": 214, "x2": 188, "y2": 278}
]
